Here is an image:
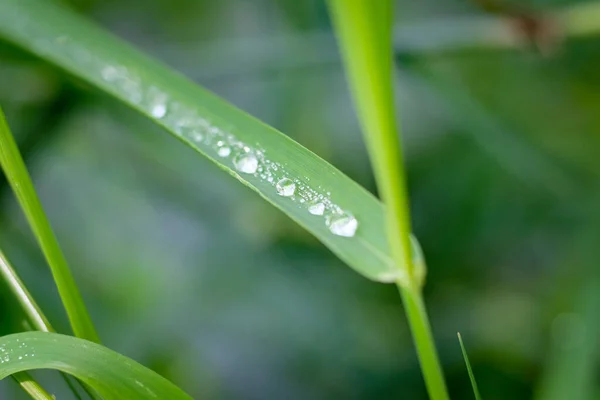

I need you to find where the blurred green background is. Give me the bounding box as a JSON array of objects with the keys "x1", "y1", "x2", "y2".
[{"x1": 1, "y1": 0, "x2": 600, "y2": 399}]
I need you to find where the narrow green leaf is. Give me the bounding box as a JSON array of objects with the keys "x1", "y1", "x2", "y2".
[
  {"x1": 0, "y1": 0, "x2": 405, "y2": 283},
  {"x1": 0, "y1": 332, "x2": 192, "y2": 400},
  {"x1": 457, "y1": 332, "x2": 482, "y2": 400},
  {"x1": 0, "y1": 107, "x2": 99, "y2": 343}
]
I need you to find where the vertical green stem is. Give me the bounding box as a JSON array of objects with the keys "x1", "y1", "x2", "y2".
[
  {"x1": 0, "y1": 107, "x2": 99, "y2": 343},
  {"x1": 399, "y1": 286, "x2": 448, "y2": 399},
  {"x1": 327, "y1": 1, "x2": 449, "y2": 398},
  {"x1": 327, "y1": 0, "x2": 414, "y2": 280}
]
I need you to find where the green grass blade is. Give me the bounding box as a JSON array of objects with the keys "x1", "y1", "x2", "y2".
[
  {"x1": 457, "y1": 333, "x2": 482, "y2": 400},
  {"x1": 11, "y1": 372, "x2": 54, "y2": 400},
  {"x1": 0, "y1": 0, "x2": 405, "y2": 283},
  {"x1": 327, "y1": 1, "x2": 448, "y2": 398},
  {"x1": 0, "y1": 107, "x2": 99, "y2": 343},
  {"x1": 327, "y1": 0, "x2": 413, "y2": 285},
  {"x1": 0, "y1": 332, "x2": 192, "y2": 400}
]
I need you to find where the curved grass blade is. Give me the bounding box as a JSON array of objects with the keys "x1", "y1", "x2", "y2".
[
  {"x1": 457, "y1": 332, "x2": 482, "y2": 400},
  {"x1": 0, "y1": 107, "x2": 99, "y2": 342},
  {"x1": 0, "y1": 0, "x2": 400, "y2": 283},
  {"x1": 0, "y1": 248, "x2": 100, "y2": 400},
  {"x1": 0, "y1": 332, "x2": 192, "y2": 400}
]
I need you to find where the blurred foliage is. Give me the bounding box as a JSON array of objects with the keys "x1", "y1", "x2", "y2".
[{"x1": 1, "y1": 0, "x2": 600, "y2": 399}]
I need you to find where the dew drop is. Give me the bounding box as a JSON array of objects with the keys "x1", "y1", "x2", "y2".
[
  {"x1": 218, "y1": 146, "x2": 231, "y2": 157},
  {"x1": 276, "y1": 178, "x2": 296, "y2": 197},
  {"x1": 147, "y1": 88, "x2": 168, "y2": 118},
  {"x1": 190, "y1": 131, "x2": 203, "y2": 143},
  {"x1": 308, "y1": 202, "x2": 325, "y2": 216},
  {"x1": 233, "y1": 153, "x2": 258, "y2": 174},
  {"x1": 151, "y1": 102, "x2": 167, "y2": 119},
  {"x1": 327, "y1": 212, "x2": 358, "y2": 237},
  {"x1": 101, "y1": 65, "x2": 119, "y2": 82}
]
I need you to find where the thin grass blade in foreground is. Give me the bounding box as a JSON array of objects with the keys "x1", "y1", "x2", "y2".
[
  {"x1": 0, "y1": 107, "x2": 99, "y2": 343},
  {"x1": 457, "y1": 333, "x2": 482, "y2": 400},
  {"x1": 9, "y1": 373, "x2": 54, "y2": 400},
  {"x1": 327, "y1": 0, "x2": 448, "y2": 398},
  {"x1": 0, "y1": 0, "x2": 413, "y2": 283},
  {"x1": 0, "y1": 332, "x2": 193, "y2": 400}
]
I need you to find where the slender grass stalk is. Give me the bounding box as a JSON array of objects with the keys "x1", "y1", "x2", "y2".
[
  {"x1": 327, "y1": 1, "x2": 448, "y2": 398},
  {"x1": 10, "y1": 373, "x2": 54, "y2": 400},
  {"x1": 327, "y1": 0, "x2": 414, "y2": 283},
  {"x1": 0, "y1": 107, "x2": 99, "y2": 343},
  {"x1": 0, "y1": 249, "x2": 52, "y2": 332},
  {"x1": 458, "y1": 333, "x2": 482, "y2": 400},
  {"x1": 398, "y1": 287, "x2": 448, "y2": 399}
]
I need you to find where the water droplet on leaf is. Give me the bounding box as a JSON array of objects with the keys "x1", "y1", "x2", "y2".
[
  {"x1": 276, "y1": 178, "x2": 296, "y2": 197},
  {"x1": 234, "y1": 153, "x2": 258, "y2": 174},
  {"x1": 308, "y1": 202, "x2": 325, "y2": 216},
  {"x1": 218, "y1": 146, "x2": 231, "y2": 157},
  {"x1": 327, "y1": 212, "x2": 358, "y2": 237}
]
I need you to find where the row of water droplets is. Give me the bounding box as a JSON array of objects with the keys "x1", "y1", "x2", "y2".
[
  {"x1": 0, "y1": 338, "x2": 35, "y2": 364},
  {"x1": 100, "y1": 63, "x2": 358, "y2": 237}
]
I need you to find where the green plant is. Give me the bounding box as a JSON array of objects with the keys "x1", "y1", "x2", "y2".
[
  {"x1": 0, "y1": 0, "x2": 448, "y2": 396},
  {"x1": 0, "y1": 332, "x2": 192, "y2": 399},
  {"x1": 2, "y1": 0, "x2": 600, "y2": 398},
  {"x1": 326, "y1": 1, "x2": 447, "y2": 398},
  {"x1": 458, "y1": 333, "x2": 482, "y2": 400}
]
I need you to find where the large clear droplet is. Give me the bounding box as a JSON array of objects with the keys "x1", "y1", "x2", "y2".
[
  {"x1": 308, "y1": 202, "x2": 325, "y2": 215},
  {"x1": 276, "y1": 178, "x2": 296, "y2": 197},
  {"x1": 327, "y1": 212, "x2": 358, "y2": 237},
  {"x1": 233, "y1": 153, "x2": 258, "y2": 174}
]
